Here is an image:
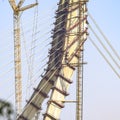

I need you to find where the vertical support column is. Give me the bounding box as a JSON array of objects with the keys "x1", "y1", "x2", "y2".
[
  {"x1": 14, "y1": 11, "x2": 22, "y2": 116},
  {"x1": 76, "y1": 46, "x2": 84, "y2": 120},
  {"x1": 76, "y1": 53, "x2": 82, "y2": 120},
  {"x1": 76, "y1": 1, "x2": 88, "y2": 120},
  {"x1": 76, "y1": 2, "x2": 82, "y2": 119}
]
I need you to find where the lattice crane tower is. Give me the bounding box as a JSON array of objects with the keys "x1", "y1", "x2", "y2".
[{"x1": 8, "y1": 0, "x2": 38, "y2": 116}]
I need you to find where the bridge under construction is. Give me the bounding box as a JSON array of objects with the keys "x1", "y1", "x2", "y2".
[{"x1": 0, "y1": 0, "x2": 120, "y2": 120}]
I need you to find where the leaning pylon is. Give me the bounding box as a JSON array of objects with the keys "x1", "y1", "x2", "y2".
[
  {"x1": 43, "y1": 0, "x2": 88, "y2": 120},
  {"x1": 18, "y1": 0, "x2": 88, "y2": 119}
]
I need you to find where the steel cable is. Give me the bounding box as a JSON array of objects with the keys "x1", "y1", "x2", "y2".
[
  {"x1": 89, "y1": 24, "x2": 120, "y2": 69},
  {"x1": 88, "y1": 12, "x2": 120, "y2": 61},
  {"x1": 89, "y1": 36, "x2": 120, "y2": 79}
]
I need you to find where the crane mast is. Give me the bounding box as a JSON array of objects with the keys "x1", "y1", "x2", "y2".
[
  {"x1": 8, "y1": 0, "x2": 38, "y2": 116},
  {"x1": 14, "y1": 8, "x2": 22, "y2": 116}
]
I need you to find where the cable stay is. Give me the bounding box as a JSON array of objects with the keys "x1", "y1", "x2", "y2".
[
  {"x1": 0, "y1": 5, "x2": 69, "y2": 58},
  {"x1": 88, "y1": 12, "x2": 120, "y2": 61},
  {"x1": 0, "y1": 60, "x2": 13, "y2": 70},
  {"x1": 2, "y1": 1, "x2": 68, "y2": 43},
  {"x1": 88, "y1": 24, "x2": 120, "y2": 69},
  {"x1": 0, "y1": 35, "x2": 64, "y2": 81},
  {"x1": 27, "y1": 4, "x2": 39, "y2": 97},
  {"x1": 22, "y1": 52, "x2": 63, "y2": 92},
  {"x1": 17, "y1": 59, "x2": 61, "y2": 119},
  {"x1": 89, "y1": 36, "x2": 120, "y2": 79},
  {"x1": 5, "y1": 41, "x2": 64, "y2": 103},
  {"x1": 25, "y1": 45, "x2": 64, "y2": 91}
]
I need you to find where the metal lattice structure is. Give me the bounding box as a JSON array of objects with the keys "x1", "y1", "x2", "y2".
[{"x1": 8, "y1": 0, "x2": 38, "y2": 116}]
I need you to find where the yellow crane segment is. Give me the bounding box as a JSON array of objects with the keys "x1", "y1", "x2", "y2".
[{"x1": 8, "y1": 0, "x2": 38, "y2": 117}]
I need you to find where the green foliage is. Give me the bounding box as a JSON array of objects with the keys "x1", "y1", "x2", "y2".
[{"x1": 0, "y1": 99, "x2": 14, "y2": 119}]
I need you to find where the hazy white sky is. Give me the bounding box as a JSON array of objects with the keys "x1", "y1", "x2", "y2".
[{"x1": 0, "y1": 0, "x2": 120, "y2": 120}]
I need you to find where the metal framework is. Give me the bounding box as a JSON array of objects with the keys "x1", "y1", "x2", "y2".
[
  {"x1": 76, "y1": 1, "x2": 88, "y2": 120},
  {"x1": 8, "y1": 0, "x2": 38, "y2": 116},
  {"x1": 16, "y1": 0, "x2": 89, "y2": 119}
]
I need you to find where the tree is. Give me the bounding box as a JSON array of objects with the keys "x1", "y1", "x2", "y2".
[{"x1": 0, "y1": 99, "x2": 13, "y2": 120}]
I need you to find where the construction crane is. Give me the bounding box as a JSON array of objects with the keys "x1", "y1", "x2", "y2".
[{"x1": 8, "y1": 0, "x2": 38, "y2": 117}]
